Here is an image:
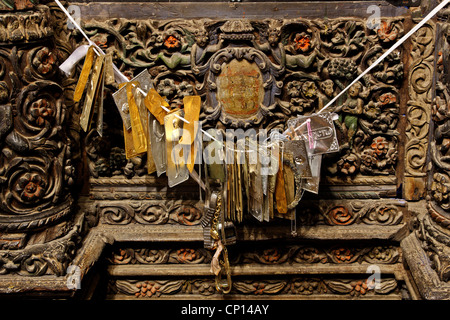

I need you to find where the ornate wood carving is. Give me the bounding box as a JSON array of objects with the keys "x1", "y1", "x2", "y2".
[
  {"x1": 73, "y1": 16, "x2": 405, "y2": 188},
  {"x1": 0, "y1": 1, "x2": 437, "y2": 300},
  {"x1": 108, "y1": 244, "x2": 401, "y2": 266},
  {"x1": 401, "y1": 5, "x2": 450, "y2": 299},
  {"x1": 110, "y1": 277, "x2": 401, "y2": 299},
  {"x1": 0, "y1": 4, "x2": 78, "y2": 233},
  {"x1": 404, "y1": 19, "x2": 435, "y2": 200}
]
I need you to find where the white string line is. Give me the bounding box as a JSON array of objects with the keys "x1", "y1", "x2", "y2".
[{"x1": 317, "y1": 0, "x2": 450, "y2": 115}]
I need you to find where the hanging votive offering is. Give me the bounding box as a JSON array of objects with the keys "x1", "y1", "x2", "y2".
[
  {"x1": 79, "y1": 53, "x2": 104, "y2": 132},
  {"x1": 287, "y1": 112, "x2": 339, "y2": 155},
  {"x1": 164, "y1": 109, "x2": 190, "y2": 187}
]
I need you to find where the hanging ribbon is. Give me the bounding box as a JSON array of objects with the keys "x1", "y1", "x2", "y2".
[
  {"x1": 144, "y1": 88, "x2": 171, "y2": 125},
  {"x1": 73, "y1": 45, "x2": 95, "y2": 103},
  {"x1": 79, "y1": 53, "x2": 104, "y2": 132},
  {"x1": 180, "y1": 95, "x2": 201, "y2": 173},
  {"x1": 59, "y1": 44, "x2": 91, "y2": 77},
  {"x1": 126, "y1": 81, "x2": 148, "y2": 155}
]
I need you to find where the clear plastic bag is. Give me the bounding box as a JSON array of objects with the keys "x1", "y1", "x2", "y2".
[{"x1": 286, "y1": 112, "x2": 339, "y2": 155}]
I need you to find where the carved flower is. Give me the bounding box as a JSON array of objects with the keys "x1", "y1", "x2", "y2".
[
  {"x1": 361, "y1": 149, "x2": 377, "y2": 168},
  {"x1": 294, "y1": 33, "x2": 311, "y2": 52},
  {"x1": 301, "y1": 81, "x2": 317, "y2": 98},
  {"x1": 364, "y1": 101, "x2": 381, "y2": 119},
  {"x1": 286, "y1": 80, "x2": 301, "y2": 97},
  {"x1": 164, "y1": 35, "x2": 181, "y2": 49},
  {"x1": 331, "y1": 248, "x2": 354, "y2": 263},
  {"x1": 17, "y1": 82, "x2": 64, "y2": 140},
  {"x1": 94, "y1": 158, "x2": 111, "y2": 177},
  {"x1": 176, "y1": 81, "x2": 195, "y2": 98},
  {"x1": 32, "y1": 47, "x2": 56, "y2": 76},
  {"x1": 110, "y1": 147, "x2": 127, "y2": 175},
  {"x1": 379, "y1": 92, "x2": 397, "y2": 105},
  {"x1": 156, "y1": 78, "x2": 177, "y2": 98},
  {"x1": 135, "y1": 281, "x2": 161, "y2": 298},
  {"x1": 371, "y1": 136, "x2": 389, "y2": 157},
  {"x1": 377, "y1": 21, "x2": 399, "y2": 43},
  {"x1": 177, "y1": 249, "x2": 198, "y2": 262},
  {"x1": 177, "y1": 206, "x2": 202, "y2": 225},
  {"x1": 262, "y1": 249, "x2": 281, "y2": 263},
  {"x1": 14, "y1": 172, "x2": 46, "y2": 202},
  {"x1": 431, "y1": 173, "x2": 450, "y2": 206},
  {"x1": 373, "y1": 112, "x2": 397, "y2": 132},
  {"x1": 327, "y1": 206, "x2": 353, "y2": 225},
  {"x1": 29, "y1": 98, "x2": 53, "y2": 126},
  {"x1": 336, "y1": 153, "x2": 359, "y2": 175}
]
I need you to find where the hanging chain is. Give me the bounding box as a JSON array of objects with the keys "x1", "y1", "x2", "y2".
[{"x1": 210, "y1": 195, "x2": 232, "y2": 294}]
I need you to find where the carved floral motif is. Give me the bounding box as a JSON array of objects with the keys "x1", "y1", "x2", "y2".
[
  {"x1": 112, "y1": 277, "x2": 400, "y2": 298},
  {"x1": 74, "y1": 17, "x2": 405, "y2": 181}
]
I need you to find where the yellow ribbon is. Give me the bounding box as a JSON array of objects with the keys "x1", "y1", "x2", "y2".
[
  {"x1": 144, "y1": 88, "x2": 170, "y2": 125},
  {"x1": 180, "y1": 95, "x2": 201, "y2": 173},
  {"x1": 179, "y1": 95, "x2": 201, "y2": 146},
  {"x1": 73, "y1": 46, "x2": 95, "y2": 102},
  {"x1": 275, "y1": 151, "x2": 288, "y2": 214}
]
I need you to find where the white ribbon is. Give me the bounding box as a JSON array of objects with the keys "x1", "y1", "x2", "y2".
[{"x1": 59, "y1": 44, "x2": 90, "y2": 77}]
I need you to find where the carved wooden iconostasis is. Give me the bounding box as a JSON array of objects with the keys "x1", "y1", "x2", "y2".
[{"x1": 0, "y1": 0, "x2": 449, "y2": 300}]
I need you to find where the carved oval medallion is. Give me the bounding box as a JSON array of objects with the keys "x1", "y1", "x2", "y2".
[{"x1": 216, "y1": 59, "x2": 264, "y2": 120}]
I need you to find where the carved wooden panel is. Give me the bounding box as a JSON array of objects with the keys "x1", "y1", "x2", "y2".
[
  {"x1": 0, "y1": 5, "x2": 76, "y2": 233},
  {"x1": 1, "y1": 1, "x2": 446, "y2": 300},
  {"x1": 74, "y1": 16, "x2": 405, "y2": 191}
]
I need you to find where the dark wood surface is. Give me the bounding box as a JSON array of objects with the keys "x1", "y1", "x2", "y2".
[{"x1": 71, "y1": 1, "x2": 409, "y2": 20}]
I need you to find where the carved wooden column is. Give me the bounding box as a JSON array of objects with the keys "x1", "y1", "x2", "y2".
[
  {"x1": 401, "y1": 2, "x2": 450, "y2": 299},
  {"x1": 0, "y1": 1, "x2": 91, "y2": 296}
]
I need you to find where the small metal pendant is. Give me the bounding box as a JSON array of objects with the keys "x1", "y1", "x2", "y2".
[
  {"x1": 113, "y1": 69, "x2": 153, "y2": 130},
  {"x1": 80, "y1": 54, "x2": 104, "y2": 132},
  {"x1": 164, "y1": 109, "x2": 189, "y2": 187},
  {"x1": 283, "y1": 139, "x2": 312, "y2": 178},
  {"x1": 95, "y1": 66, "x2": 105, "y2": 137},
  {"x1": 303, "y1": 154, "x2": 322, "y2": 194},
  {"x1": 149, "y1": 112, "x2": 167, "y2": 176}
]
